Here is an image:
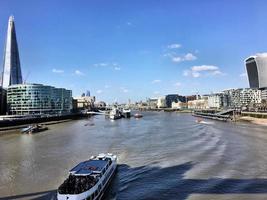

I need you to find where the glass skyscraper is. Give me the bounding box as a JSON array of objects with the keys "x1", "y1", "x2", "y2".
[{"x1": 1, "y1": 16, "x2": 23, "y2": 88}]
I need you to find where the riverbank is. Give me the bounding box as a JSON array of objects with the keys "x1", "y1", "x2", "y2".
[
  {"x1": 0, "y1": 119, "x2": 74, "y2": 135},
  {"x1": 238, "y1": 116, "x2": 267, "y2": 126},
  {"x1": 0, "y1": 113, "x2": 92, "y2": 128}
]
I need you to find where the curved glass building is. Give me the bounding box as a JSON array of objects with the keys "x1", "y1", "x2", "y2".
[
  {"x1": 7, "y1": 84, "x2": 72, "y2": 115},
  {"x1": 245, "y1": 53, "x2": 267, "y2": 89}
]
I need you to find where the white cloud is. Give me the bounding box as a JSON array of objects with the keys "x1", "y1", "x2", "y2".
[
  {"x1": 240, "y1": 73, "x2": 247, "y2": 77},
  {"x1": 184, "y1": 65, "x2": 224, "y2": 78},
  {"x1": 52, "y1": 68, "x2": 64, "y2": 73},
  {"x1": 120, "y1": 87, "x2": 129, "y2": 93},
  {"x1": 210, "y1": 70, "x2": 223, "y2": 75},
  {"x1": 183, "y1": 70, "x2": 190, "y2": 77},
  {"x1": 75, "y1": 70, "x2": 85, "y2": 76},
  {"x1": 168, "y1": 43, "x2": 181, "y2": 49},
  {"x1": 174, "y1": 82, "x2": 181, "y2": 87},
  {"x1": 192, "y1": 71, "x2": 201, "y2": 78},
  {"x1": 94, "y1": 62, "x2": 121, "y2": 71},
  {"x1": 151, "y1": 79, "x2": 162, "y2": 84},
  {"x1": 126, "y1": 22, "x2": 132, "y2": 26},
  {"x1": 104, "y1": 85, "x2": 110, "y2": 89},
  {"x1": 154, "y1": 91, "x2": 160, "y2": 94},
  {"x1": 171, "y1": 53, "x2": 197, "y2": 63},
  {"x1": 96, "y1": 90, "x2": 103, "y2": 94},
  {"x1": 94, "y1": 63, "x2": 109, "y2": 67},
  {"x1": 191, "y1": 65, "x2": 218, "y2": 72},
  {"x1": 184, "y1": 53, "x2": 197, "y2": 61},
  {"x1": 172, "y1": 56, "x2": 182, "y2": 62}
]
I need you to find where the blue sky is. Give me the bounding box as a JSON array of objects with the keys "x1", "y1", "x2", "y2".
[{"x1": 0, "y1": 0, "x2": 267, "y2": 103}]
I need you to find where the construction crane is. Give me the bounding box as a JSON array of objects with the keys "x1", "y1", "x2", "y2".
[{"x1": 23, "y1": 71, "x2": 30, "y2": 84}]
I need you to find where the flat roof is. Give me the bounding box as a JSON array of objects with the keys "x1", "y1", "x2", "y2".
[{"x1": 70, "y1": 160, "x2": 108, "y2": 175}]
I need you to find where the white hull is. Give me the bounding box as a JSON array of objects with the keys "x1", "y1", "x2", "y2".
[{"x1": 57, "y1": 154, "x2": 117, "y2": 200}]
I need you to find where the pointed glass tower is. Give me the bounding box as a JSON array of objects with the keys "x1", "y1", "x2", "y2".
[{"x1": 1, "y1": 16, "x2": 22, "y2": 88}]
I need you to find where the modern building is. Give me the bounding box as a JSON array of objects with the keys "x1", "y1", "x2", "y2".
[
  {"x1": 74, "y1": 96, "x2": 95, "y2": 111},
  {"x1": 0, "y1": 87, "x2": 7, "y2": 115},
  {"x1": 94, "y1": 101, "x2": 106, "y2": 109},
  {"x1": 185, "y1": 95, "x2": 198, "y2": 102},
  {"x1": 1, "y1": 16, "x2": 23, "y2": 88},
  {"x1": 157, "y1": 96, "x2": 167, "y2": 108},
  {"x1": 147, "y1": 98, "x2": 158, "y2": 109},
  {"x1": 171, "y1": 101, "x2": 187, "y2": 109},
  {"x1": 208, "y1": 93, "x2": 224, "y2": 109},
  {"x1": 223, "y1": 88, "x2": 261, "y2": 108},
  {"x1": 165, "y1": 94, "x2": 186, "y2": 108},
  {"x1": 188, "y1": 96, "x2": 209, "y2": 110},
  {"x1": 7, "y1": 84, "x2": 72, "y2": 115},
  {"x1": 245, "y1": 53, "x2": 267, "y2": 100}
]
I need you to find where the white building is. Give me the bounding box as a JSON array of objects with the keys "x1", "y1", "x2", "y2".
[
  {"x1": 74, "y1": 96, "x2": 95, "y2": 110},
  {"x1": 171, "y1": 101, "x2": 187, "y2": 109},
  {"x1": 223, "y1": 88, "x2": 262, "y2": 108},
  {"x1": 188, "y1": 96, "x2": 209, "y2": 110},
  {"x1": 157, "y1": 96, "x2": 166, "y2": 108},
  {"x1": 208, "y1": 93, "x2": 224, "y2": 109},
  {"x1": 147, "y1": 98, "x2": 158, "y2": 108}
]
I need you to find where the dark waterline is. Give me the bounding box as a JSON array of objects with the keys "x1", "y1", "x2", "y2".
[{"x1": 0, "y1": 112, "x2": 267, "y2": 200}]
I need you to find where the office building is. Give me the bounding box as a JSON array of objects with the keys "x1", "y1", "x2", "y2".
[
  {"x1": 157, "y1": 96, "x2": 167, "y2": 108},
  {"x1": 223, "y1": 88, "x2": 261, "y2": 108},
  {"x1": 208, "y1": 93, "x2": 225, "y2": 109},
  {"x1": 74, "y1": 96, "x2": 95, "y2": 110},
  {"x1": 0, "y1": 87, "x2": 7, "y2": 115},
  {"x1": 165, "y1": 94, "x2": 186, "y2": 108},
  {"x1": 1, "y1": 16, "x2": 23, "y2": 88},
  {"x1": 7, "y1": 84, "x2": 72, "y2": 115},
  {"x1": 245, "y1": 53, "x2": 267, "y2": 100},
  {"x1": 147, "y1": 98, "x2": 158, "y2": 109}
]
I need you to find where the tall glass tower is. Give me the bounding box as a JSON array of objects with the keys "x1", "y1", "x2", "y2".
[{"x1": 1, "y1": 16, "x2": 22, "y2": 88}]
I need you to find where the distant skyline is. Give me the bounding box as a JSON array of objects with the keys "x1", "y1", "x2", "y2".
[{"x1": 0, "y1": 0, "x2": 267, "y2": 103}]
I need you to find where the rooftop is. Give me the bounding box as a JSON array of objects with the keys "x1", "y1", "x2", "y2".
[{"x1": 69, "y1": 159, "x2": 108, "y2": 175}]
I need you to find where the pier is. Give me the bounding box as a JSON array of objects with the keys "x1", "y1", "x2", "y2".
[{"x1": 192, "y1": 109, "x2": 236, "y2": 121}]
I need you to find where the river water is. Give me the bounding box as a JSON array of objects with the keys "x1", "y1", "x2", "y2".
[{"x1": 0, "y1": 112, "x2": 267, "y2": 200}]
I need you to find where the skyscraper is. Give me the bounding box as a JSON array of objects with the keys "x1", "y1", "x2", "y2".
[
  {"x1": 1, "y1": 16, "x2": 22, "y2": 88},
  {"x1": 245, "y1": 53, "x2": 267, "y2": 89}
]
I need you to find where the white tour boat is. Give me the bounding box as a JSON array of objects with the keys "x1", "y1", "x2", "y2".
[
  {"x1": 109, "y1": 107, "x2": 122, "y2": 120},
  {"x1": 57, "y1": 153, "x2": 117, "y2": 200}
]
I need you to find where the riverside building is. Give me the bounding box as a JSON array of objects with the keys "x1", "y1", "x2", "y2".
[
  {"x1": 245, "y1": 53, "x2": 267, "y2": 100},
  {"x1": 223, "y1": 88, "x2": 261, "y2": 108},
  {"x1": 207, "y1": 93, "x2": 226, "y2": 109},
  {"x1": 7, "y1": 84, "x2": 72, "y2": 115}
]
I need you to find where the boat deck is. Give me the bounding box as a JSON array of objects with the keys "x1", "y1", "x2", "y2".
[{"x1": 70, "y1": 159, "x2": 109, "y2": 175}]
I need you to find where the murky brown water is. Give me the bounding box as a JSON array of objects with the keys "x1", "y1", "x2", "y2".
[{"x1": 0, "y1": 112, "x2": 267, "y2": 200}]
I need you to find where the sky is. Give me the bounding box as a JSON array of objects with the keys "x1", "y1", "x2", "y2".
[{"x1": 0, "y1": 0, "x2": 267, "y2": 103}]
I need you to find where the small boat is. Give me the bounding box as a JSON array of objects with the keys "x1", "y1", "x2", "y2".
[
  {"x1": 196, "y1": 118, "x2": 203, "y2": 123},
  {"x1": 57, "y1": 153, "x2": 117, "y2": 200},
  {"x1": 21, "y1": 124, "x2": 48, "y2": 134},
  {"x1": 109, "y1": 107, "x2": 122, "y2": 120},
  {"x1": 85, "y1": 123, "x2": 95, "y2": 126},
  {"x1": 196, "y1": 119, "x2": 214, "y2": 125},
  {"x1": 122, "y1": 108, "x2": 131, "y2": 118},
  {"x1": 134, "y1": 113, "x2": 143, "y2": 118}
]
